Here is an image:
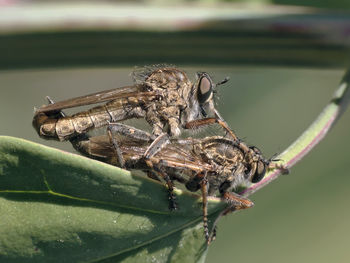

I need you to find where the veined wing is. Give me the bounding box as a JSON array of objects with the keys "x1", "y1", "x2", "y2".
[
  {"x1": 80, "y1": 135, "x2": 115, "y2": 160},
  {"x1": 79, "y1": 135, "x2": 147, "y2": 161},
  {"x1": 117, "y1": 136, "x2": 212, "y2": 172},
  {"x1": 36, "y1": 84, "x2": 158, "y2": 113},
  {"x1": 154, "y1": 142, "x2": 212, "y2": 173}
]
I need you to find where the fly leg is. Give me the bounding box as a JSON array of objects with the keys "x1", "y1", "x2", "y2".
[
  {"x1": 198, "y1": 172, "x2": 210, "y2": 244},
  {"x1": 168, "y1": 117, "x2": 181, "y2": 137},
  {"x1": 106, "y1": 122, "x2": 158, "y2": 168},
  {"x1": 107, "y1": 122, "x2": 155, "y2": 142},
  {"x1": 146, "y1": 171, "x2": 162, "y2": 182},
  {"x1": 162, "y1": 172, "x2": 178, "y2": 211},
  {"x1": 159, "y1": 105, "x2": 181, "y2": 137},
  {"x1": 144, "y1": 108, "x2": 174, "y2": 158},
  {"x1": 146, "y1": 106, "x2": 165, "y2": 137},
  {"x1": 221, "y1": 191, "x2": 254, "y2": 215},
  {"x1": 106, "y1": 122, "x2": 174, "y2": 205},
  {"x1": 102, "y1": 122, "x2": 170, "y2": 161},
  {"x1": 106, "y1": 122, "x2": 170, "y2": 168},
  {"x1": 206, "y1": 192, "x2": 253, "y2": 244},
  {"x1": 185, "y1": 117, "x2": 238, "y2": 141},
  {"x1": 184, "y1": 171, "x2": 211, "y2": 244},
  {"x1": 142, "y1": 134, "x2": 177, "y2": 210},
  {"x1": 146, "y1": 163, "x2": 178, "y2": 211},
  {"x1": 106, "y1": 124, "x2": 125, "y2": 168},
  {"x1": 143, "y1": 133, "x2": 170, "y2": 159},
  {"x1": 268, "y1": 162, "x2": 290, "y2": 175},
  {"x1": 142, "y1": 132, "x2": 177, "y2": 210}
]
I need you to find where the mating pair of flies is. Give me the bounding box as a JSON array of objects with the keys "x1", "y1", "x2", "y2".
[{"x1": 33, "y1": 66, "x2": 287, "y2": 244}]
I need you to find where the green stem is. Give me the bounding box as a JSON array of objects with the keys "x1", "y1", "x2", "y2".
[{"x1": 241, "y1": 69, "x2": 350, "y2": 197}]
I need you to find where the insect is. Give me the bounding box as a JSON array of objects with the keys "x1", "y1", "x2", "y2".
[
  {"x1": 72, "y1": 122, "x2": 287, "y2": 244},
  {"x1": 32, "y1": 66, "x2": 233, "y2": 157}
]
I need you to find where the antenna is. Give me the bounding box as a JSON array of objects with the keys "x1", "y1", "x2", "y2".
[{"x1": 216, "y1": 76, "x2": 230, "y2": 87}]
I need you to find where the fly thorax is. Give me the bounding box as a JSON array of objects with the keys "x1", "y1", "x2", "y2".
[
  {"x1": 203, "y1": 142, "x2": 244, "y2": 169},
  {"x1": 145, "y1": 67, "x2": 191, "y2": 91}
]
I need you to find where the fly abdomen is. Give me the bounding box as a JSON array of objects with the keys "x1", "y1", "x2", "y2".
[
  {"x1": 33, "y1": 97, "x2": 145, "y2": 141},
  {"x1": 32, "y1": 112, "x2": 60, "y2": 140},
  {"x1": 33, "y1": 107, "x2": 104, "y2": 141},
  {"x1": 55, "y1": 104, "x2": 115, "y2": 140},
  {"x1": 33, "y1": 110, "x2": 95, "y2": 141},
  {"x1": 103, "y1": 98, "x2": 129, "y2": 122},
  {"x1": 86, "y1": 105, "x2": 112, "y2": 129}
]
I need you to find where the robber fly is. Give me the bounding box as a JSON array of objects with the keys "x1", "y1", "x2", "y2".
[
  {"x1": 72, "y1": 122, "x2": 287, "y2": 244},
  {"x1": 33, "y1": 66, "x2": 233, "y2": 152}
]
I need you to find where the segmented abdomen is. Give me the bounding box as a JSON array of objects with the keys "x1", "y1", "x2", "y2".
[{"x1": 33, "y1": 98, "x2": 144, "y2": 141}]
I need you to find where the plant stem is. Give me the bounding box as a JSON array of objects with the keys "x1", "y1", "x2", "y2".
[{"x1": 241, "y1": 69, "x2": 350, "y2": 197}]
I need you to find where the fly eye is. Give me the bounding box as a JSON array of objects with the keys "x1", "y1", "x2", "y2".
[
  {"x1": 251, "y1": 161, "x2": 266, "y2": 183},
  {"x1": 197, "y1": 75, "x2": 213, "y2": 104}
]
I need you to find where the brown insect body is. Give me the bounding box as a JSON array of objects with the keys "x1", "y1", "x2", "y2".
[
  {"x1": 32, "y1": 66, "x2": 287, "y2": 243},
  {"x1": 33, "y1": 67, "x2": 218, "y2": 141},
  {"x1": 75, "y1": 135, "x2": 249, "y2": 189},
  {"x1": 72, "y1": 125, "x2": 281, "y2": 243}
]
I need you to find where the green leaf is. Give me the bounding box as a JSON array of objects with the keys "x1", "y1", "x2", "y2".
[{"x1": 0, "y1": 136, "x2": 226, "y2": 262}]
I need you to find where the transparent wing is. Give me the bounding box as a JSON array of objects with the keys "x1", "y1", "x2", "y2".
[
  {"x1": 155, "y1": 141, "x2": 212, "y2": 172},
  {"x1": 36, "y1": 85, "x2": 158, "y2": 113}
]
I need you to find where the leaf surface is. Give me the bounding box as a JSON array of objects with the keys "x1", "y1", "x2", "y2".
[{"x1": 0, "y1": 136, "x2": 226, "y2": 262}]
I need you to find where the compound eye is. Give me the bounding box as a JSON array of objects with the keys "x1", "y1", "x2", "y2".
[
  {"x1": 197, "y1": 75, "x2": 213, "y2": 104},
  {"x1": 251, "y1": 161, "x2": 266, "y2": 183}
]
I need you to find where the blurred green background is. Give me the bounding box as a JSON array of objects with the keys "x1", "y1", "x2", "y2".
[{"x1": 1, "y1": 0, "x2": 350, "y2": 262}]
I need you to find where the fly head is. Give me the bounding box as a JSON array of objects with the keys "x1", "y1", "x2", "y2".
[{"x1": 245, "y1": 146, "x2": 269, "y2": 184}]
